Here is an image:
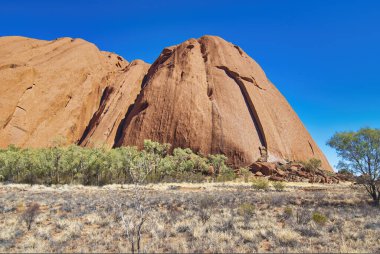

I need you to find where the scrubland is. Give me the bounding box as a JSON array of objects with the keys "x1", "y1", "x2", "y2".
[{"x1": 1, "y1": 181, "x2": 379, "y2": 253}]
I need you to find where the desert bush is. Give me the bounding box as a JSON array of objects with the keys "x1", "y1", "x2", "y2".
[
  {"x1": 196, "y1": 195, "x2": 215, "y2": 223},
  {"x1": 296, "y1": 209, "x2": 310, "y2": 225},
  {"x1": 0, "y1": 140, "x2": 234, "y2": 185},
  {"x1": 237, "y1": 203, "x2": 255, "y2": 225},
  {"x1": 237, "y1": 203, "x2": 255, "y2": 216},
  {"x1": 303, "y1": 158, "x2": 322, "y2": 172},
  {"x1": 311, "y1": 212, "x2": 328, "y2": 225},
  {"x1": 251, "y1": 178, "x2": 269, "y2": 190},
  {"x1": 239, "y1": 167, "x2": 251, "y2": 182},
  {"x1": 272, "y1": 181, "x2": 285, "y2": 191},
  {"x1": 216, "y1": 167, "x2": 237, "y2": 182},
  {"x1": 20, "y1": 203, "x2": 40, "y2": 231},
  {"x1": 283, "y1": 207, "x2": 293, "y2": 220}
]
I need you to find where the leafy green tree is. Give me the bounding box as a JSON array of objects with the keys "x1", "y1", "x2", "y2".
[
  {"x1": 110, "y1": 147, "x2": 140, "y2": 184},
  {"x1": 327, "y1": 128, "x2": 380, "y2": 205},
  {"x1": 40, "y1": 146, "x2": 65, "y2": 184},
  {"x1": 19, "y1": 148, "x2": 41, "y2": 185},
  {"x1": 1, "y1": 145, "x2": 23, "y2": 182}
]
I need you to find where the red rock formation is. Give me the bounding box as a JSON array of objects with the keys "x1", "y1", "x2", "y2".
[
  {"x1": 0, "y1": 36, "x2": 137, "y2": 147},
  {"x1": 0, "y1": 35, "x2": 332, "y2": 171},
  {"x1": 79, "y1": 60, "x2": 150, "y2": 148},
  {"x1": 116, "y1": 36, "x2": 332, "y2": 171}
]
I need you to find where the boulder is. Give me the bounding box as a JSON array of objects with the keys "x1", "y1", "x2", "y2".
[
  {"x1": 250, "y1": 162, "x2": 277, "y2": 176},
  {"x1": 276, "y1": 169, "x2": 287, "y2": 177},
  {"x1": 255, "y1": 171, "x2": 264, "y2": 177}
]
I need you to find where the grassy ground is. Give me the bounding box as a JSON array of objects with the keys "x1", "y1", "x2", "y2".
[{"x1": 1, "y1": 181, "x2": 379, "y2": 253}]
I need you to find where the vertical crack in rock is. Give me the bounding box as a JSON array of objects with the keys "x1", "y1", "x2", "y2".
[
  {"x1": 64, "y1": 95, "x2": 72, "y2": 108},
  {"x1": 308, "y1": 141, "x2": 315, "y2": 155},
  {"x1": 112, "y1": 73, "x2": 150, "y2": 147},
  {"x1": 78, "y1": 86, "x2": 114, "y2": 145},
  {"x1": 216, "y1": 66, "x2": 267, "y2": 148},
  {"x1": 199, "y1": 40, "x2": 225, "y2": 153},
  {"x1": 112, "y1": 99, "x2": 140, "y2": 147}
]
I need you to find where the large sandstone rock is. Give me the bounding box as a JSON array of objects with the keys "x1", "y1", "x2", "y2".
[
  {"x1": 116, "y1": 36, "x2": 332, "y2": 171},
  {"x1": 0, "y1": 35, "x2": 332, "y2": 171},
  {"x1": 78, "y1": 60, "x2": 150, "y2": 148},
  {"x1": 0, "y1": 36, "x2": 148, "y2": 148}
]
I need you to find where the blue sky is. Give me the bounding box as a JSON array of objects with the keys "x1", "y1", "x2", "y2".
[{"x1": 1, "y1": 0, "x2": 379, "y2": 169}]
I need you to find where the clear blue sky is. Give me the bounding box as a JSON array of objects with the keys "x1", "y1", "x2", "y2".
[{"x1": 1, "y1": 0, "x2": 379, "y2": 170}]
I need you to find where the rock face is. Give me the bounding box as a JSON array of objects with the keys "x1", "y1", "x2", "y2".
[
  {"x1": 0, "y1": 35, "x2": 332, "y2": 171},
  {"x1": 116, "y1": 36, "x2": 332, "y2": 171},
  {"x1": 78, "y1": 60, "x2": 150, "y2": 148},
  {"x1": 0, "y1": 36, "x2": 148, "y2": 147}
]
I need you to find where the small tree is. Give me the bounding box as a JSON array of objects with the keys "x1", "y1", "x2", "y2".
[
  {"x1": 327, "y1": 128, "x2": 380, "y2": 205},
  {"x1": 20, "y1": 202, "x2": 40, "y2": 230},
  {"x1": 118, "y1": 147, "x2": 155, "y2": 254}
]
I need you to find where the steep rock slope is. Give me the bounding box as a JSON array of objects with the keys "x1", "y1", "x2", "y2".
[
  {"x1": 0, "y1": 36, "x2": 130, "y2": 147},
  {"x1": 116, "y1": 36, "x2": 332, "y2": 170},
  {"x1": 79, "y1": 60, "x2": 150, "y2": 148}
]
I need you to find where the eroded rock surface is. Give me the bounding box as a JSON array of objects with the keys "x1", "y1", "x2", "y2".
[
  {"x1": 0, "y1": 35, "x2": 332, "y2": 171},
  {"x1": 0, "y1": 36, "x2": 146, "y2": 148},
  {"x1": 116, "y1": 36, "x2": 332, "y2": 170},
  {"x1": 79, "y1": 60, "x2": 150, "y2": 148}
]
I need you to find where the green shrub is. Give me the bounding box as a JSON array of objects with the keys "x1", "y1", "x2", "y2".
[
  {"x1": 284, "y1": 207, "x2": 293, "y2": 218},
  {"x1": 251, "y1": 178, "x2": 269, "y2": 190},
  {"x1": 312, "y1": 212, "x2": 328, "y2": 225},
  {"x1": 237, "y1": 203, "x2": 255, "y2": 217},
  {"x1": 216, "y1": 167, "x2": 237, "y2": 182},
  {"x1": 303, "y1": 158, "x2": 322, "y2": 172},
  {"x1": 0, "y1": 140, "x2": 234, "y2": 185},
  {"x1": 337, "y1": 168, "x2": 351, "y2": 175},
  {"x1": 238, "y1": 202, "x2": 255, "y2": 225},
  {"x1": 272, "y1": 181, "x2": 285, "y2": 191},
  {"x1": 239, "y1": 167, "x2": 251, "y2": 182}
]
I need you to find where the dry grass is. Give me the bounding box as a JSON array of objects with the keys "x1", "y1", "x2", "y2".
[{"x1": 0, "y1": 182, "x2": 379, "y2": 253}]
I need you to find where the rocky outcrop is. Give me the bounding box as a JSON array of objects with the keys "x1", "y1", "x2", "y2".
[
  {"x1": 0, "y1": 36, "x2": 130, "y2": 147},
  {"x1": 0, "y1": 35, "x2": 332, "y2": 172},
  {"x1": 116, "y1": 36, "x2": 332, "y2": 171},
  {"x1": 250, "y1": 162, "x2": 341, "y2": 183},
  {"x1": 0, "y1": 36, "x2": 149, "y2": 148}
]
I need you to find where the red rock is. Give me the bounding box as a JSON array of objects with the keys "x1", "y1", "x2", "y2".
[
  {"x1": 0, "y1": 36, "x2": 142, "y2": 147},
  {"x1": 250, "y1": 162, "x2": 277, "y2": 176},
  {"x1": 255, "y1": 171, "x2": 264, "y2": 177},
  {"x1": 78, "y1": 60, "x2": 150, "y2": 148},
  {"x1": 115, "y1": 36, "x2": 332, "y2": 171},
  {"x1": 0, "y1": 35, "x2": 333, "y2": 172},
  {"x1": 296, "y1": 171, "x2": 309, "y2": 178},
  {"x1": 276, "y1": 169, "x2": 287, "y2": 177}
]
